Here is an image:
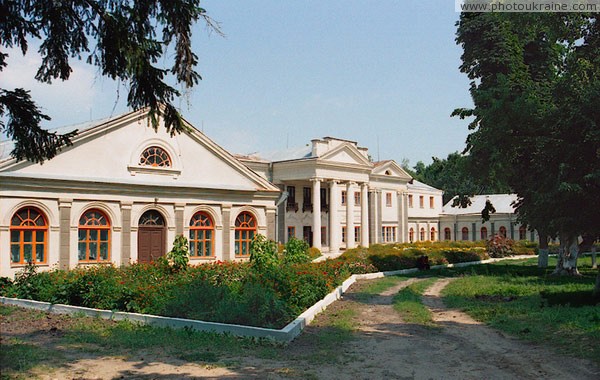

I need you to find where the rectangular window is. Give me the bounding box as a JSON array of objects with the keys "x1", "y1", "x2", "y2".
[
  {"x1": 341, "y1": 190, "x2": 347, "y2": 205},
  {"x1": 381, "y1": 226, "x2": 397, "y2": 243},
  {"x1": 408, "y1": 194, "x2": 413, "y2": 208},
  {"x1": 354, "y1": 192, "x2": 361, "y2": 206},
  {"x1": 320, "y1": 188, "x2": 328, "y2": 210},
  {"x1": 342, "y1": 226, "x2": 346, "y2": 242},
  {"x1": 386, "y1": 192, "x2": 392, "y2": 207},
  {"x1": 286, "y1": 185, "x2": 298, "y2": 212},
  {"x1": 302, "y1": 187, "x2": 312, "y2": 212},
  {"x1": 429, "y1": 196, "x2": 434, "y2": 208},
  {"x1": 419, "y1": 196, "x2": 424, "y2": 208},
  {"x1": 321, "y1": 226, "x2": 327, "y2": 245},
  {"x1": 287, "y1": 226, "x2": 295, "y2": 240},
  {"x1": 287, "y1": 186, "x2": 296, "y2": 203},
  {"x1": 354, "y1": 226, "x2": 361, "y2": 243}
]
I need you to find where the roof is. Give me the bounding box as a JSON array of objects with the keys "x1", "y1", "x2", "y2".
[
  {"x1": 442, "y1": 194, "x2": 518, "y2": 215},
  {"x1": 251, "y1": 145, "x2": 313, "y2": 162},
  {"x1": 0, "y1": 116, "x2": 113, "y2": 161},
  {"x1": 408, "y1": 179, "x2": 442, "y2": 193}
]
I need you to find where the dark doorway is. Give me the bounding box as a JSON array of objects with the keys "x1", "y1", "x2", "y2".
[{"x1": 303, "y1": 226, "x2": 313, "y2": 246}]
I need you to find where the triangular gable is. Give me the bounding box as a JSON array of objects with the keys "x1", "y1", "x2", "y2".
[
  {"x1": 371, "y1": 160, "x2": 413, "y2": 181},
  {"x1": 0, "y1": 108, "x2": 279, "y2": 193},
  {"x1": 318, "y1": 143, "x2": 372, "y2": 167}
]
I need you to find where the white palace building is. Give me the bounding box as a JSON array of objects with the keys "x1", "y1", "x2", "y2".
[{"x1": 0, "y1": 108, "x2": 534, "y2": 278}]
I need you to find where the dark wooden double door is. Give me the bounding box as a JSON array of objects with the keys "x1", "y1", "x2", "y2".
[{"x1": 137, "y1": 226, "x2": 166, "y2": 264}]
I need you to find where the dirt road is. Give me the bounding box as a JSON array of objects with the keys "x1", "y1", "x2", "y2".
[{"x1": 2, "y1": 277, "x2": 599, "y2": 379}]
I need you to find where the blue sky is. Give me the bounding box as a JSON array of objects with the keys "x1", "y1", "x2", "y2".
[{"x1": 0, "y1": 1, "x2": 473, "y2": 167}]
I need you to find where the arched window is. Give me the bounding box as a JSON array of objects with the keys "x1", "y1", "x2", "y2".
[
  {"x1": 462, "y1": 227, "x2": 469, "y2": 241},
  {"x1": 420, "y1": 227, "x2": 425, "y2": 241},
  {"x1": 10, "y1": 207, "x2": 48, "y2": 265},
  {"x1": 430, "y1": 227, "x2": 436, "y2": 241},
  {"x1": 519, "y1": 225, "x2": 527, "y2": 240},
  {"x1": 409, "y1": 228, "x2": 414, "y2": 243},
  {"x1": 78, "y1": 209, "x2": 111, "y2": 262},
  {"x1": 235, "y1": 212, "x2": 256, "y2": 256},
  {"x1": 139, "y1": 210, "x2": 165, "y2": 226},
  {"x1": 444, "y1": 228, "x2": 451, "y2": 241},
  {"x1": 189, "y1": 212, "x2": 214, "y2": 257},
  {"x1": 481, "y1": 227, "x2": 488, "y2": 240},
  {"x1": 499, "y1": 226, "x2": 507, "y2": 238},
  {"x1": 139, "y1": 146, "x2": 171, "y2": 167}
]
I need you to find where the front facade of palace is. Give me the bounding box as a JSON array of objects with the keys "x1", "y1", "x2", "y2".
[{"x1": 0, "y1": 109, "x2": 532, "y2": 278}]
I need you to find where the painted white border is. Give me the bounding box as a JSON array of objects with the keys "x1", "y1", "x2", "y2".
[{"x1": 0, "y1": 255, "x2": 534, "y2": 343}]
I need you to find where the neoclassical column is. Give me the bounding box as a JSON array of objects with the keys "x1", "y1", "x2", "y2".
[
  {"x1": 174, "y1": 203, "x2": 185, "y2": 236},
  {"x1": 346, "y1": 182, "x2": 355, "y2": 249},
  {"x1": 266, "y1": 207, "x2": 276, "y2": 241},
  {"x1": 311, "y1": 178, "x2": 322, "y2": 250},
  {"x1": 368, "y1": 189, "x2": 378, "y2": 244},
  {"x1": 58, "y1": 198, "x2": 72, "y2": 270},
  {"x1": 397, "y1": 191, "x2": 404, "y2": 243},
  {"x1": 360, "y1": 183, "x2": 369, "y2": 246},
  {"x1": 221, "y1": 204, "x2": 232, "y2": 260},
  {"x1": 120, "y1": 201, "x2": 133, "y2": 265},
  {"x1": 329, "y1": 180, "x2": 340, "y2": 252}
]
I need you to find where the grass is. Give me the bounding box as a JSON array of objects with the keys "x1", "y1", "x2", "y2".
[
  {"x1": 441, "y1": 256, "x2": 600, "y2": 365},
  {"x1": 352, "y1": 275, "x2": 409, "y2": 302},
  {"x1": 392, "y1": 278, "x2": 438, "y2": 326}
]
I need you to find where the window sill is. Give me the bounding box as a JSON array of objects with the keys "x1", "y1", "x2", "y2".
[
  {"x1": 127, "y1": 165, "x2": 181, "y2": 178},
  {"x1": 11, "y1": 263, "x2": 48, "y2": 268}
]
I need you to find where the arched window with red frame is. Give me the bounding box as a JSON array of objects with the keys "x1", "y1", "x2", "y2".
[
  {"x1": 139, "y1": 146, "x2": 172, "y2": 167},
  {"x1": 420, "y1": 227, "x2": 425, "y2": 241},
  {"x1": 481, "y1": 227, "x2": 488, "y2": 240},
  {"x1": 444, "y1": 227, "x2": 451, "y2": 240},
  {"x1": 10, "y1": 207, "x2": 48, "y2": 265},
  {"x1": 409, "y1": 228, "x2": 414, "y2": 243},
  {"x1": 499, "y1": 226, "x2": 507, "y2": 238},
  {"x1": 189, "y1": 212, "x2": 214, "y2": 257},
  {"x1": 430, "y1": 227, "x2": 436, "y2": 241},
  {"x1": 78, "y1": 209, "x2": 111, "y2": 262},
  {"x1": 235, "y1": 212, "x2": 256, "y2": 256},
  {"x1": 462, "y1": 227, "x2": 469, "y2": 241},
  {"x1": 519, "y1": 225, "x2": 527, "y2": 240}
]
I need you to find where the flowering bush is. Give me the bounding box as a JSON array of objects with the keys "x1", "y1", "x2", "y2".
[{"x1": 486, "y1": 235, "x2": 515, "y2": 258}]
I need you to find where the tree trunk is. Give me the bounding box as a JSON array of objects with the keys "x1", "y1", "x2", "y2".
[
  {"x1": 551, "y1": 233, "x2": 580, "y2": 276},
  {"x1": 537, "y1": 232, "x2": 549, "y2": 268},
  {"x1": 594, "y1": 269, "x2": 600, "y2": 299}
]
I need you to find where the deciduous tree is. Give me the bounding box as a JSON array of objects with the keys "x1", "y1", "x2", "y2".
[{"x1": 454, "y1": 12, "x2": 600, "y2": 284}]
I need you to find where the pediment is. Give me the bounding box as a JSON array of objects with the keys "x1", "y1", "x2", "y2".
[
  {"x1": 0, "y1": 108, "x2": 278, "y2": 193},
  {"x1": 318, "y1": 143, "x2": 372, "y2": 167},
  {"x1": 371, "y1": 160, "x2": 413, "y2": 181}
]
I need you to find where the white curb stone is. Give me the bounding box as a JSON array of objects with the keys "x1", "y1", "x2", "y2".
[{"x1": 0, "y1": 255, "x2": 535, "y2": 343}]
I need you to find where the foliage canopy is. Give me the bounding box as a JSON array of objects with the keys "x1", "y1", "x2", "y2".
[{"x1": 0, "y1": 0, "x2": 221, "y2": 163}]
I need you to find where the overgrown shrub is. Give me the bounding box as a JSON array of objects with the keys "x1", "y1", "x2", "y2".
[
  {"x1": 249, "y1": 234, "x2": 280, "y2": 273},
  {"x1": 282, "y1": 237, "x2": 310, "y2": 264},
  {"x1": 165, "y1": 235, "x2": 190, "y2": 272}
]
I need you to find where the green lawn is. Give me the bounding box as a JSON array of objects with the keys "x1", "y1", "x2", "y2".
[{"x1": 440, "y1": 256, "x2": 600, "y2": 365}]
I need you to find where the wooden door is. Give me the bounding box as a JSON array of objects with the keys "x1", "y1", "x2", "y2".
[{"x1": 138, "y1": 227, "x2": 166, "y2": 263}]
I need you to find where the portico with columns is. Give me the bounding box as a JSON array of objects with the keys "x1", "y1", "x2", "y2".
[{"x1": 238, "y1": 137, "x2": 436, "y2": 253}]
